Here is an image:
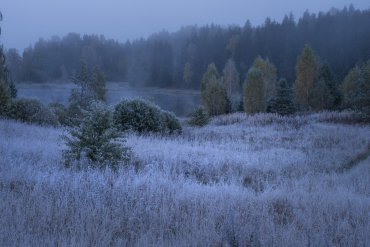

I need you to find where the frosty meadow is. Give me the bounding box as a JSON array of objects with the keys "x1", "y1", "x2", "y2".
[
  {"x1": 1, "y1": 112, "x2": 369, "y2": 246},
  {"x1": 1, "y1": 3, "x2": 370, "y2": 246}
]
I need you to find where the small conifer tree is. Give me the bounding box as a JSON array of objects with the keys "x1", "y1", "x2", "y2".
[
  {"x1": 188, "y1": 107, "x2": 209, "y2": 127},
  {"x1": 63, "y1": 103, "x2": 131, "y2": 170},
  {"x1": 267, "y1": 79, "x2": 295, "y2": 115}
]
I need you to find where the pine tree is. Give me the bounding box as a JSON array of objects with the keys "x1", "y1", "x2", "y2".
[
  {"x1": 200, "y1": 63, "x2": 230, "y2": 116},
  {"x1": 188, "y1": 107, "x2": 209, "y2": 127},
  {"x1": 294, "y1": 45, "x2": 320, "y2": 111},
  {"x1": 310, "y1": 78, "x2": 334, "y2": 111},
  {"x1": 309, "y1": 64, "x2": 341, "y2": 111},
  {"x1": 317, "y1": 64, "x2": 341, "y2": 109},
  {"x1": 267, "y1": 78, "x2": 295, "y2": 115},
  {"x1": 63, "y1": 103, "x2": 131, "y2": 170}
]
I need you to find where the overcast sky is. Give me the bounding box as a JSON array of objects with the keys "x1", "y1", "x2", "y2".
[{"x1": 1, "y1": 0, "x2": 369, "y2": 51}]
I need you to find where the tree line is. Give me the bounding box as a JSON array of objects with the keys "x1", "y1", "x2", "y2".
[
  {"x1": 198, "y1": 45, "x2": 369, "y2": 119},
  {"x1": 4, "y1": 5, "x2": 370, "y2": 90}
]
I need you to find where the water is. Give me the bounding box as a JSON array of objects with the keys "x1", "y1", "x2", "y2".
[{"x1": 16, "y1": 82, "x2": 200, "y2": 117}]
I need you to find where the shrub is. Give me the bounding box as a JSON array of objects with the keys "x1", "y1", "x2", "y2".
[
  {"x1": 113, "y1": 99, "x2": 164, "y2": 133},
  {"x1": 113, "y1": 99, "x2": 182, "y2": 135},
  {"x1": 0, "y1": 79, "x2": 11, "y2": 116},
  {"x1": 162, "y1": 111, "x2": 182, "y2": 134},
  {"x1": 49, "y1": 103, "x2": 71, "y2": 126},
  {"x1": 188, "y1": 107, "x2": 209, "y2": 127},
  {"x1": 6, "y1": 98, "x2": 59, "y2": 126},
  {"x1": 63, "y1": 103, "x2": 131, "y2": 170}
]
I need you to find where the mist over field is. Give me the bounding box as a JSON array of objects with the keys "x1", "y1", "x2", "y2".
[{"x1": 1, "y1": 1, "x2": 370, "y2": 246}]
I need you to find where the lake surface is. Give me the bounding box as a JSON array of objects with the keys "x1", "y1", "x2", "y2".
[{"x1": 17, "y1": 82, "x2": 200, "y2": 117}]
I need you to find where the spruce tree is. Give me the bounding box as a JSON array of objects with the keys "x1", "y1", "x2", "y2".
[
  {"x1": 267, "y1": 78, "x2": 295, "y2": 115},
  {"x1": 63, "y1": 103, "x2": 131, "y2": 170},
  {"x1": 310, "y1": 64, "x2": 340, "y2": 111},
  {"x1": 188, "y1": 107, "x2": 209, "y2": 127},
  {"x1": 317, "y1": 64, "x2": 341, "y2": 109}
]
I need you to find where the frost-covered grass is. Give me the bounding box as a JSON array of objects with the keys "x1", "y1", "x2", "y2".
[{"x1": 1, "y1": 112, "x2": 370, "y2": 246}]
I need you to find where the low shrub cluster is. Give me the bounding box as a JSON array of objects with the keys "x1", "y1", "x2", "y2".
[
  {"x1": 48, "y1": 103, "x2": 71, "y2": 126},
  {"x1": 188, "y1": 107, "x2": 209, "y2": 127},
  {"x1": 162, "y1": 110, "x2": 182, "y2": 134},
  {"x1": 2, "y1": 98, "x2": 59, "y2": 126},
  {"x1": 113, "y1": 99, "x2": 182, "y2": 134}
]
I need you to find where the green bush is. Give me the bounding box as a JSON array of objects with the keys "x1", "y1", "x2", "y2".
[
  {"x1": 6, "y1": 98, "x2": 59, "y2": 126},
  {"x1": 113, "y1": 99, "x2": 163, "y2": 134},
  {"x1": 162, "y1": 111, "x2": 182, "y2": 134},
  {"x1": 0, "y1": 79, "x2": 11, "y2": 116},
  {"x1": 188, "y1": 107, "x2": 209, "y2": 127},
  {"x1": 63, "y1": 103, "x2": 131, "y2": 170},
  {"x1": 49, "y1": 103, "x2": 71, "y2": 126}
]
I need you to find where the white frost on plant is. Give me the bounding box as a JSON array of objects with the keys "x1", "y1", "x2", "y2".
[{"x1": 0, "y1": 112, "x2": 369, "y2": 246}]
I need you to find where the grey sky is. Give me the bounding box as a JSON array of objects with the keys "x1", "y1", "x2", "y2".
[{"x1": 1, "y1": 0, "x2": 369, "y2": 51}]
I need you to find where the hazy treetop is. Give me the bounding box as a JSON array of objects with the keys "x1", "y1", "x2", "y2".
[{"x1": 1, "y1": 0, "x2": 369, "y2": 51}]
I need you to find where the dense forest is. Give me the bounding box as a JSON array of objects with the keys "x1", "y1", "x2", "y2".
[{"x1": 5, "y1": 5, "x2": 370, "y2": 89}]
